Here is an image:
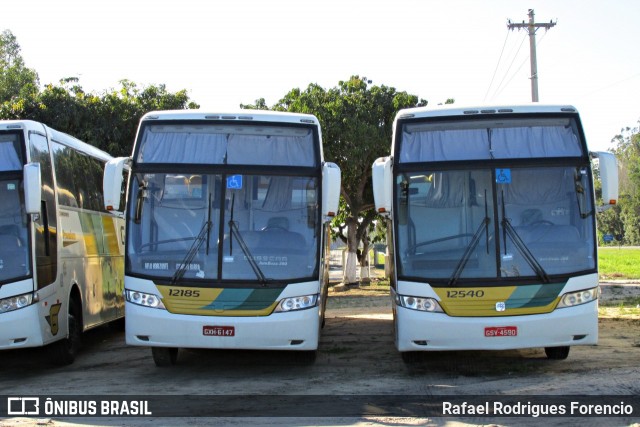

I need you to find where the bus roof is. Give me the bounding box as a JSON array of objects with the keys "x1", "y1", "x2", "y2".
[
  {"x1": 140, "y1": 109, "x2": 321, "y2": 126},
  {"x1": 395, "y1": 104, "x2": 579, "y2": 121},
  {"x1": 0, "y1": 120, "x2": 113, "y2": 162}
]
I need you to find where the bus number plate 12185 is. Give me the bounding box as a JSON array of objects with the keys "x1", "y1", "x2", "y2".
[
  {"x1": 484, "y1": 326, "x2": 517, "y2": 337},
  {"x1": 203, "y1": 326, "x2": 235, "y2": 337}
]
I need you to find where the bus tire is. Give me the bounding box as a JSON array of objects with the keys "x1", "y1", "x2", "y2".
[
  {"x1": 294, "y1": 350, "x2": 317, "y2": 365},
  {"x1": 51, "y1": 301, "x2": 82, "y2": 366},
  {"x1": 401, "y1": 351, "x2": 421, "y2": 364},
  {"x1": 152, "y1": 347, "x2": 178, "y2": 367},
  {"x1": 544, "y1": 346, "x2": 570, "y2": 360}
]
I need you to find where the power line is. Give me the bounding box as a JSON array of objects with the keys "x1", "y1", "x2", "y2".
[
  {"x1": 491, "y1": 31, "x2": 549, "y2": 101},
  {"x1": 483, "y1": 31, "x2": 511, "y2": 103},
  {"x1": 489, "y1": 32, "x2": 527, "y2": 101}
]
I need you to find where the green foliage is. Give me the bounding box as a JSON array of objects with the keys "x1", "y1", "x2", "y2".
[
  {"x1": 599, "y1": 123, "x2": 640, "y2": 245},
  {"x1": 0, "y1": 30, "x2": 39, "y2": 103},
  {"x1": 0, "y1": 77, "x2": 198, "y2": 157},
  {"x1": 245, "y1": 76, "x2": 428, "y2": 264}
]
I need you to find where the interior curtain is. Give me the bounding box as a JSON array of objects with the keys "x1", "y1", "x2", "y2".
[
  {"x1": 138, "y1": 131, "x2": 228, "y2": 164},
  {"x1": 0, "y1": 141, "x2": 22, "y2": 171}
]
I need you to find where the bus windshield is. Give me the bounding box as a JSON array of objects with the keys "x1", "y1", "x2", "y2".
[
  {"x1": 127, "y1": 172, "x2": 320, "y2": 283},
  {"x1": 396, "y1": 165, "x2": 595, "y2": 282},
  {"x1": 0, "y1": 178, "x2": 30, "y2": 282}
]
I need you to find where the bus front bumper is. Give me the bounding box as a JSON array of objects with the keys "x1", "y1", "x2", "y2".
[
  {"x1": 125, "y1": 302, "x2": 320, "y2": 351},
  {"x1": 395, "y1": 301, "x2": 598, "y2": 352},
  {"x1": 0, "y1": 304, "x2": 45, "y2": 350}
]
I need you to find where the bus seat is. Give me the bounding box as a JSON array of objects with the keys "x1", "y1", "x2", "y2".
[{"x1": 262, "y1": 216, "x2": 290, "y2": 231}]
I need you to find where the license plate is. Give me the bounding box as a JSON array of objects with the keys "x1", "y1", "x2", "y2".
[
  {"x1": 484, "y1": 326, "x2": 517, "y2": 337},
  {"x1": 203, "y1": 326, "x2": 235, "y2": 337}
]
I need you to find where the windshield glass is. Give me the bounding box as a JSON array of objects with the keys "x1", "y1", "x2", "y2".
[
  {"x1": 0, "y1": 178, "x2": 30, "y2": 282},
  {"x1": 396, "y1": 166, "x2": 595, "y2": 282},
  {"x1": 127, "y1": 172, "x2": 320, "y2": 282},
  {"x1": 396, "y1": 169, "x2": 497, "y2": 281}
]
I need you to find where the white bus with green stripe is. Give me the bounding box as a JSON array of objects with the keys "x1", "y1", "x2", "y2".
[
  {"x1": 104, "y1": 110, "x2": 340, "y2": 366},
  {"x1": 372, "y1": 105, "x2": 618, "y2": 362},
  {"x1": 0, "y1": 120, "x2": 126, "y2": 364}
]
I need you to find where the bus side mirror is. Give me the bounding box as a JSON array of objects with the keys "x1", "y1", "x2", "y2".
[
  {"x1": 23, "y1": 163, "x2": 42, "y2": 215},
  {"x1": 593, "y1": 151, "x2": 618, "y2": 212},
  {"x1": 103, "y1": 157, "x2": 129, "y2": 212},
  {"x1": 321, "y1": 162, "x2": 341, "y2": 221},
  {"x1": 372, "y1": 156, "x2": 392, "y2": 217}
]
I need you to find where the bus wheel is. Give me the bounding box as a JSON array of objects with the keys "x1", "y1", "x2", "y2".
[
  {"x1": 544, "y1": 346, "x2": 570, "y2": 360},
  {"x1": 51, "y1": 302, "x2": 82, "y2": 366},
  {"x1": 294, "y1": 350, "x2": 317, "y2": 365},
  {"x1": 401, "y1": 351, "x2": 421, "y2": 364},
  {"x1": 152, "y1": 347, "x2": 178, "y2": 367}
]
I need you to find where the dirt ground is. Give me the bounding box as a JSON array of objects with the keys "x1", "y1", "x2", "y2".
[{"x1": 1, "y1": 282, "x2": 639, "y2": 427}]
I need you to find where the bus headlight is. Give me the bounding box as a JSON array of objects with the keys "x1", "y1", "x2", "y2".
[
  {"x1": 0, "y1": 293, "x2": 34, "y2": 314},
  {"x1": 557, "y1": 287, "x2": 598, "y2": 308},
  {"x1": 274, "y1": 294, "x2": 318, "y2": 312},
  {"x1": 125, "y1": 289, "x2": 166, "y2": 309},
  {"x1": 396, "y1": 294, "x2": 443, "y2": 312}
]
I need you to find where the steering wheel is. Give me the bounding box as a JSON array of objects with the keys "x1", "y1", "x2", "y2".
[
  {"x1": 530, "y1": 220, "x2": 554, "y2": 226},
  {"x1": 262, "y1": 226, "x2": 288, "y2": 231}
]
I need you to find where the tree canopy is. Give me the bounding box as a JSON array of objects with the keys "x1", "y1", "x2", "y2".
[
  {"x1": 0, "y1": 77, "x2": 198, "y2": 156},
  {"x1": 598, "y1": 123, "x2": 640, "y2": 245},
  {"x1": 0, "y1": 30, "x2": 39, "y2": 103},
  {"x1": 243, "y1": 76, "x2": 429, "y2": 283}
]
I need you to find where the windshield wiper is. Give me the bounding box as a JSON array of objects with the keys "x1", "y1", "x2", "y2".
[
  {"x1": 228, "y1": 220, "x2": 268, "y2": 284},
  {"x1": 448, "y1": 217, "x2": 490, "y2": 286},
  {"x1": 171, "y1": 220, "x2": 212, "y2": 285},
  {"x1": 171, "y1": 192, "x2": 214, "y2": 284},
  {"x1": 449, "y1": 190, "x2": 491, "y2": 286},
  {"x1": 227, "y1": 193, "x2": 269, "y2": 285},
  {"x1": 500, "y1": 191, "x2": 550, "y2": 283}
]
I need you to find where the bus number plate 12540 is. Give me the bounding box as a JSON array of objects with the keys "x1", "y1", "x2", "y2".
[
  {"x1": 203, "y1": 326, "x2": 235, "y2": 337},
  {"x1": 484, "y1": 326, "x2": 517, "y2": 337}
]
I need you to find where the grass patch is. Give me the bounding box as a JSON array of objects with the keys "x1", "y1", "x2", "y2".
[
  {"x1": 598, "y1": 247, "x2": 640, "y2": 280},
  {"x1": 599, "y1": 295, "x2": 640, "y2": 308},
  {"x1": 599, "y1": 306, "x2": 640, "y2": 318}
]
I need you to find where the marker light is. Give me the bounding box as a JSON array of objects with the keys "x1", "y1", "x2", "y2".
[
  {"x1": 274, "y1": 294, "x2": 318, "y2": 312},
  {"x1": 0, "y1": 293, "x2": 34, "y2": 314},
  {"x1": 557, "y1": 288, "x2": 599, "y2": 308},
  {"x1": 395, "y1": 294, "x2": 443, "y2": 312},
  {"x1": 125, "y1": 289, "x2": 166, "y2": 309}
]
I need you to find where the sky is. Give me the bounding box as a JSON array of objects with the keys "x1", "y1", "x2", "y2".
[{"x1": 2, "y1": 0, "x2": 639, "y2": 152}]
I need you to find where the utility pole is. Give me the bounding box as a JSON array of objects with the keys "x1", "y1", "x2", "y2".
[{"x1": 508, "y1": 9, "x2": 556, "y2": 102}]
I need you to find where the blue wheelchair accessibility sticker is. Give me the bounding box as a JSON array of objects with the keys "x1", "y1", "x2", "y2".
[
  {"x1": 227, "y1": 175, "x2": 243, "y2": 189},
  {"x1": 496, "y1": 168, "x2": 512, "y2": 184}
]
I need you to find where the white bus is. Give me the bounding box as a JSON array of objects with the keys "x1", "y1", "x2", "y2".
[
  {"x1": 103, "y1": 110, "x2": 340, "y2": 366},
  {"x1": 372, "y1": 105, "x2": 618, "y2": 362},
  {"x1": 0, "y1": 120, "x2": 126, "y2": 364}
]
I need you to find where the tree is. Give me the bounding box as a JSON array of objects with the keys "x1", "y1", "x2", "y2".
[
  {"x1": 0, "y1": 77, "x2": 198, "y2": 156},
  {"x1": 599, "y1": 122, "x2": 640, "y2": 245},
  {"x1": 244, "y1": 76, "x2": 427, "y2": 284},
  {"x1": 0, "y1": 30, "x2": 39, "y2": 102}
]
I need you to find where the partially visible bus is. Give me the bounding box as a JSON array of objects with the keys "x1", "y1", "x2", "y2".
[
  {"x1": 0, "y1": 120, "x2": 126, "y2": 364},
  {"x1": 372, "y1": 105, "x2": 618, "y2": 362},
  {"x1": 103, "y1": 110, "x2": 340, "y2": 366}
]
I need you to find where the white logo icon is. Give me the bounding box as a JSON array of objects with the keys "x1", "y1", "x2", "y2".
[{"x1": 7, "y1": 397, "x2": 40, "y2": 415}]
